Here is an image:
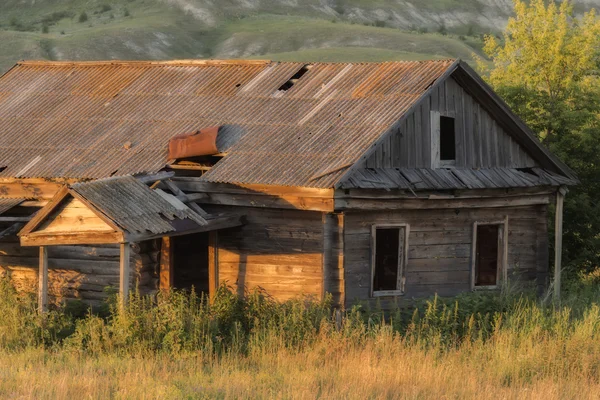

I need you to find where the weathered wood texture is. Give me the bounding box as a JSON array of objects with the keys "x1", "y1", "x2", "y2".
[
  {"x1": 0, "y1": 237, "x2": 160, "y2": 306},
  {"x1": 205, "y1": 206, "x2": 324, "y2": 302},
  {"x1": 171, "y1": 179, "x2": 334, "y2": 212},
  {"x1": 343, "y1": 205, "x2": 548, "y2": 306},
  {"x1": 322, "y1": 213, "x2": 345, "y2": 306},
  {"x1": 365, "y1": 77, "x2": 537, "y2": 169}
]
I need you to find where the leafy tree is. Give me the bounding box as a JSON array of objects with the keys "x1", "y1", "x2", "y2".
[
  {"x1": 478, "y1": 0, "x2": 600, "y2": 273},
  {"x1": 479, "y1": 0, "x2": 600, "y2": 143}
]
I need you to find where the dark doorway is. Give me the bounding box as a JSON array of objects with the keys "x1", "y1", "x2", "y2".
[
  {"x1": 173, "y1": 232, "x2": 210, "y2": 293},
  {"x1": 475, "y1": 225, "x2": 499, "y2": 286}
]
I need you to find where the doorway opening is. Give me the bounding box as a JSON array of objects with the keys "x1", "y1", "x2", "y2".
[{"x1": 173, "y1": 232, "x2": 210, "y2": 294}]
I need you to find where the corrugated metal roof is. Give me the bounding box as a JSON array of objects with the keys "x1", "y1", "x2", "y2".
[
  {"x1": 71, "y1": 175, "x2": 206, "y2": 234},
  {"x1": 0, "y1": 198, "x2": 24, "y2": 215},
  {"x1": 0, "y1": 59, "x2": 455, "y2": 187},
  {"x1": 340, "y1": 168, "x2": 577, "y2": 190}
]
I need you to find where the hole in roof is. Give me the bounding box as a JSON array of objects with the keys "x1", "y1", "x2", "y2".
[
  {"x1": 235, "y1": 83, "x2": 241, "y2": 87},
  {"x1": 277, "y1": 64, "x2": 312, "y2": 92},
  {"x1": 110, "y1": 170, "x2": 119, "y2": 177},
  {"x1": 517, "y1": 167, "x2": 537, "y2": 176}
]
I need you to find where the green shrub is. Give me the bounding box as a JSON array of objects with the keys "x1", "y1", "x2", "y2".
[
  {"x1": 0, "y1": 277, "x2": 599, "y2": 357},
  {"x1": 78, "y1": 12, "x2": 88, "y2": 23}
]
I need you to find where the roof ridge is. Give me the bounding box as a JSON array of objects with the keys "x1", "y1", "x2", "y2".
[
  {"x1": 15, "y1": 58, "x2": 457, "y2": 68},
  {"x1": 17, "y1": 59, "x2": 273, "y2": 67}
]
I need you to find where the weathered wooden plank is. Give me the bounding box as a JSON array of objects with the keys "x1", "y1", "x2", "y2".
[
  {"x1": 159, "y1": 237, "x2": 173, "y2": 291},
  {"x1": 336, "y1": 194, "x2": 551, "y2": 211},
  {"x1": 554, "y1": 189, "x2": 565, "y2": 300},
  {"x1": 119, "y1": 243, "x2": 130, "y2": 306},
  {"x1": 38, "y1": 246, "x2": 48, "y2": 313},
  {"x1": 406, "y1": 270, "x2": 470, "y2": 285}
]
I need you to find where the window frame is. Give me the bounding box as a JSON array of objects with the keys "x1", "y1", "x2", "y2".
[
  {"x1": 431, "y1": 110, "x2": 457, "y2": 168},
  {"x1": 470, "y1": 217, "x2": 509, "y2": 290},
  {"x1": 370, "y1": 223, "x2": 410, "y2": 297}
]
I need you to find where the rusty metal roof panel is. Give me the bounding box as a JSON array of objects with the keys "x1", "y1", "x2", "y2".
[{"x1": 0, "y1": 59, "x2": 456, "y2": 187}]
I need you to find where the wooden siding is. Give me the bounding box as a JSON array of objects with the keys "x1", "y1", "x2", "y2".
[
  {"x1": 343, "y1": 205, "x2": 548, "y2": 305},
  {"x1": 0, "y1": 238, "x2": 159, "y2": 306},
  {"x1": 35, "y1": 197, "x2": 114, "y2": 234},
  {"x1": 365, "y1": 77, "x2": 538, "y2": 169},
  {"x1": 211, "y1": 206, "x2": 324, "y2": 301},
  {"x1": 323, "y1": 213, "x2": 345, "y2": 305}
]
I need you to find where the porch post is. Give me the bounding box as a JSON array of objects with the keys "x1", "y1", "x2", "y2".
[
  {"x1": 554, "y1": 187, "x2": 566, "y2": 301},
  {"x1": 38, "y1": 246, "x2": 48, "y2": 313},
  {"x1": 159, "y1": 237, "x2": 174, "y2": 291},
  {"x1": 120, "y1": 242, "x2": 130, "y2": 306}
]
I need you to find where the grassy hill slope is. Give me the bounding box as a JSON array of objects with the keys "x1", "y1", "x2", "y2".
[{"x1": 0, "y1": 0, "x2": 596, "y2": 72}]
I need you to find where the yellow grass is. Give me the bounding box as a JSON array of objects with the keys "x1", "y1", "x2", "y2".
[
  {"x1": 1, "y1": 329, "x2": 599, "y2": 400},
  {"x1": 1, "y1": 280, "x2": 599, "y2": 399}
]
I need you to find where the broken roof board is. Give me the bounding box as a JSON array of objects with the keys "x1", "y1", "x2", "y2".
[
  {"x1": 19, "y1": 176, "x2": 231, "y2": 246},
  {"x1": 0, "y1": 59, "x2": 574, "y2": 189},
  {"x1": 340, "y1": 168, "x2": 576, "y2": 191}
]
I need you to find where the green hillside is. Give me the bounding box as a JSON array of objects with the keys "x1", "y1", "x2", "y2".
[{"x1": 0, "y1": 0, "x2": 595, "y2": 72}]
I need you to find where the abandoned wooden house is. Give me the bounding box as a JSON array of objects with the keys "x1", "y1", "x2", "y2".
[{"x1": 0, "y1": 58, "x2": 576, "y2": 310}]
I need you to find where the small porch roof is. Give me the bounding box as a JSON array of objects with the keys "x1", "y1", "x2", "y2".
[{"x1": 19, "y1": 175, "x2": 241, "y2": 246}]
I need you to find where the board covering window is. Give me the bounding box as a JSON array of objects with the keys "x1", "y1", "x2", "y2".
[
  {"x1": 371, "y1": 224, "x2": 409, "y2": 297},
  {"x1": 471, "y1": 219, "x2": 508, "y2": 289}
]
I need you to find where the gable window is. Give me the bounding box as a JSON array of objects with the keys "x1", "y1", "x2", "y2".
[
  {"x1": 440, "y1": 116, "x2": 456, "y2": 161},
  {"x1": 371, "y1": 224, "x2": 409, "y2": 296},
  {"x1": 431, "y1": 111, "x2": 456, "y2": 168},
  {"x1": 471, "y1": 218, "x2": 508, "y2": 289}
]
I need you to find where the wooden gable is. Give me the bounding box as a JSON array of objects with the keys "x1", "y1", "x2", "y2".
[
  {"x1": 19, "y1": 188, "x2": 124, "y2": 246},
  {"x1": 339, "y1": 61, "x2": 576, "y2": 188},
  {"x1": 364, "y1": 76, "x2": 537, "y2": 170}
]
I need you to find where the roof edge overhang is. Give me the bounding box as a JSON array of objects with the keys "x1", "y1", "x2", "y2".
[{"x1": 450, "y1": 61, "x2": 578, "y2": 182}]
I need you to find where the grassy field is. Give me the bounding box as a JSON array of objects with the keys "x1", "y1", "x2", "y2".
[
  {"x1": 0, "y1": 0, "x2": 489, "y2": 73},
  {"x1": 0, "y1": 274, "x2": 599, "y2": 399}
]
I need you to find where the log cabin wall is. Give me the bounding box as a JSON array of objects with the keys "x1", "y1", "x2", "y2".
[
  {"x1": 204, "y1": 205, "x2": 325, "y2": 302},
  {"x1": 364, "y1": 77, "x2": 538, "y2": 169},
  {"x1": 343, "y1": 204, "x2": 548, "y2": 306},
  {"x1": 0, "y1": 237, "x2": 159, "y2": 306}
]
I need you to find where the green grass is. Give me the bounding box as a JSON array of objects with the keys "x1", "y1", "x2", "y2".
[
  {"x1": 0, "y1": 1, "x2": 488, "y2": 74},
  {"x1": 0, "y1": 275, "x2": 599, "y2": 398},
  {"x1": 258, "y1": 47, "x2": 443, "y2": 63},
  {"x1": 209, "y1": 16, "x2": 484, "y2": 61}
]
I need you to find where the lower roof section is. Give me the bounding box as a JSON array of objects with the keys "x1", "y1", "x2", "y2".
[
  {"x1": 340, "y1": 168, "x2": 576, "y2": 191},
  {"x1": 19, "y1": 175, "x2": 242, "y2": 246}
]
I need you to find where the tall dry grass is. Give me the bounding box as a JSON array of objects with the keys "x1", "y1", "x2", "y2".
[{"x1": 0, "y1": 275, "x2": 598, "y2": 399}]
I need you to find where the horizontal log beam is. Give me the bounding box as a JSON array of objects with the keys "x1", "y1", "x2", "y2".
[
  {"x1": 335, "y1": 194, "x2": 552, "y2": 211},
  {"x1": 20, "y1": 231, "x2": 124, "y2": 246}
]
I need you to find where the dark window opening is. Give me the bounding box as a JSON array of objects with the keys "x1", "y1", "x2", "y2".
[
  {"x1": 373, "y1": 227, "x2": 406, "y2": 292},
  {"x1": 173, "y1": 232, "x2": 209, "y2": 293},
  {"x1": 440, "y1": 116, "x2": 456, "y2": 161},
  {"x1": 277, "y1": 64, "x2": 312, "y2": 91},
  {"x1": 475, "y1": 225, "x2": 499, "y2": 286}
]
